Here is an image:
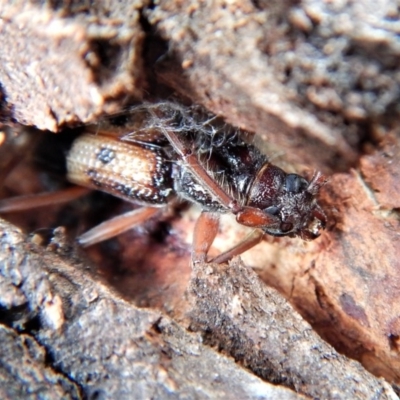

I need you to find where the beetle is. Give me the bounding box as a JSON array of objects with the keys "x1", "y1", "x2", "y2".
[{"x1": 0, "y1": 102, "x2": 326, "y2": 264}]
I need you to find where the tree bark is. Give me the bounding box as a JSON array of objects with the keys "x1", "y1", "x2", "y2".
[
  {"x1": 0, "y1": 218, "x2": 396, "y2": 399},
  {"x1": 1, "y1": 0, "x2": 400, "y2": 397}
]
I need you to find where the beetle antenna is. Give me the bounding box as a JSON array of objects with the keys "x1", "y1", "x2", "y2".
[{"x1": 307, "y1": 171, "x2": 327, "y2": 195}]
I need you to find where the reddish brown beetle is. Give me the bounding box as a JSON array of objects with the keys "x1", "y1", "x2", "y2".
[{"x1": 0, "y1": 102, "x2": 326, "y2": 263}]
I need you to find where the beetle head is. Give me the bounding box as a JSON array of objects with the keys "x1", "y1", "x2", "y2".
[{"x1": 246, "y1": 165, "x2": 326, "y2": 240}]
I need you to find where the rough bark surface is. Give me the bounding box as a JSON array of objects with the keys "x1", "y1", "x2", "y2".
[
  {"x1": 0, "y1": 1, "x2": 146, "y2": 131},
  {"x1": 1, "y1": 0, "x2": 400, "y2": 397},
  {"x1": 0, "y1": 325, "x2": 81, "y2": 399},
  {"x1": 0, "y1": 219, "x2": 397, "y2": 399},
  {"x1": 0, "y1": 219, "x2": 312, "y2": 400}
]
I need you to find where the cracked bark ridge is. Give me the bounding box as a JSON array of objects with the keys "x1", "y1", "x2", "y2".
[
  {"x1": 147, "y1": 0, "x2": 400, "y2": 173},
  {"x1": 0, "y1": 325, "x2": 81, "y2": 399},
  {"x1": 0, "y1": 218, "x2": 312, "y2": 400},
  {"x1": 1, "y1": 218, "x2": 398, "y2": 399},
  {"x1": 187, "y1": 260, "x2": 398, "y2": 399},
  {"x1": 0, "y1": 1, "x2": 146, "y2": 131}
]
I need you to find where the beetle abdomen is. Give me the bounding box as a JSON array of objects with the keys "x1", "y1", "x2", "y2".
[{"x1": 66, "y1": 134, "x2": 174, "y2": 206}]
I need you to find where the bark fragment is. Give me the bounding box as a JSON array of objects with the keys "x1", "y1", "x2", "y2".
[
  {"x1": 0, "y1": 218, "x2": 397, "y2": 399},
  {"x1": 0, "y1": 1, "x2": 146, "y2": 131}
]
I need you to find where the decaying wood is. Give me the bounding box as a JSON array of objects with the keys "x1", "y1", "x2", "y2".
[
  {"x1": 0, "y1": 1, "x2": 146, "y2": 131},
  {"x1": 0, "y1": 220, "x2": 296, "y2": 400},
  {"x1": 0, "y1": 218, "x2": 397, "y2": 399},
  {"x1": 0, "y1": 219, "x2": 308, "y2": 400},
  {"x1": 187, "y1": 259, "x2": 399, "y2": 399},
  {"x1": 1, "y1": 0, "x2": 400, "y2": 396}
]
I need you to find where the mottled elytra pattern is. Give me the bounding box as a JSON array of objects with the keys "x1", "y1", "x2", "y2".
[
  {"x1": 67, "y1": 133, "x2": 174, "y2": 206},
  {"x1": 97, "y1": 147, "x2": 116, "y2": 164}
]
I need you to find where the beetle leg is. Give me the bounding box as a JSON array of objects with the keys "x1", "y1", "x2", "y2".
[
  {"x1": 192, "y1": 211, "x2": 220, "y2": 264},
  {"x1": 210, "y1": 229, "x2": 264, "y2": 264},
  {"x1": 0, "y1": 186, "x2": 90, "y2": 213},
  {"x1": 78, "y1": 206, "x2": 161, "y2": 247},
  {"x1": 236, "y1": 207, "x2": 280, "y2": 228}
]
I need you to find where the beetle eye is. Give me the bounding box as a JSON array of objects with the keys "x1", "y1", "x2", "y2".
[
  {"x1": 285, "y1": 174, "x2": 308, "y2": 193},
  {"x1": 265, "y1": 206, "x2": 280, "y2": 216},
  {"x1": 280, "y1": 222, "x2": 293, "y2": 232}
]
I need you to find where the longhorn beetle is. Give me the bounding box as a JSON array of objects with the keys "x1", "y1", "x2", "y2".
[{"x1": 0, "y1": 102, "x2": 326, "y2": 264}]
